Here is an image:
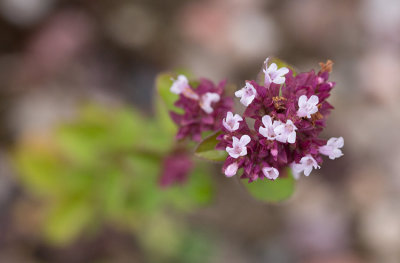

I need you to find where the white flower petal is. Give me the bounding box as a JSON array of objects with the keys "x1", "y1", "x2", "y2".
[
  {"x1": 276, "y1": 67, "x2": 289, "y2": 76},
  {"x1": 232, "y1": 136, "x2": 239, "y2": 145},
  {"x1": 226, "y1": 147, "x2": 240, "y2": 159},
  {"x1": 261, "y1": 115, "x2": 273, "y2": 127},
  {"x1": 259, "y1": 126, "x2": 268, "y2": 138},
  {"x1": 331, "y1": 137, "x2": 344, "y2": 148},
  {"x1": 200, "y1": 92, "x2": 220, "y2": 113},
  {"x1": 225, "y1": 162, "x2": 238, "y2": 177},
  {"x1": 273, "y1": 120, "x2": 283, "y2": 128},
  {"x1": 336, "y1": 137, "x2": 344, "y2": 148},
  {"x1": 304, "y1": 166, "x2": 313, "y2": 176},
  {"x1": 239, "y1": 135, "x2": 251, "y2": 146},
  {"x1": 239, "y1": 147, "x2": 248, "y2": 156},
  {"x1": 170, "y1": 75, "x2": 188, "y2": 94},
  {"x1": 308, "y1": 95, "x2": 319, "y2": 105},
  {"x1": 269, "y1": 63, "x2": 278, "y2": 72},
  {"x1": 273, "y1": 123, "x2": 285, "y2": 134},
  {"x1": 273, "y1": 76, "x2": 286, "y2": 85},
  {"x1": 298, "y1": 95, "x2": 307, "y2": 107},
  {"x1": 241, "y1": 95, "x2": 255, "y2": 106},
  {"x1": 262, "y1": 167, "x2": 279, "y2": 180},
  {"x1": 290, "y1": 162, "x2": 303, "y2": 180},
  {"x1": 235, "y1": 89, "x2": 244, "y2": 97},
  {"x1": 287, "y1": 132, "x2": 296, "y2": 144}
]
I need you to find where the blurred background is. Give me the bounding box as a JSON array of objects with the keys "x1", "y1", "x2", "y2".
[{"x1": 1, "y1": 0, "x2": 400, "y2": 262}]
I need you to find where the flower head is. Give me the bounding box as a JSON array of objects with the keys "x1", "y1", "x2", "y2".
[
  {"x1": 216, "y1": 59, "x2": 342, "y2": 183},
  {"x1": 297, "y1": 95, "x2": 319, "y2": 118},
  {"x1": 263, "y1": 58, "x2": 289, "y2": 87},
  {"x1": 235, "y1": 82, "x2": 257, "y2": 106},
  {"x1": 319, "y1": 137, "x2": 344, "y2": 160},
  {"x1": 223, "y1": 111, "x2": 243, "y2": 132},
  {"x1": 226, "y1": 135, "x2": 251, "y2": 158}
]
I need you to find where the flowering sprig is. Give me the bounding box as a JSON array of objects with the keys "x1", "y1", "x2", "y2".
[
  {"x1": 216, "y1": 58, "x2": 343, "y2": 182},
  {"x1": 160, "y1": 58, "x2": 343, "y2": 201}
]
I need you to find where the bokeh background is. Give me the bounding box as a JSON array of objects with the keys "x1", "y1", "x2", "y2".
[{"x1": 1, "y1": 0, "x2": 400, "y2": 262}]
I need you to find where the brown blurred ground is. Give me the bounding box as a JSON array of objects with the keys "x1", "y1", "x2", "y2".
[{"x1": 1, "y1": 0, "x2": 400, "y2": 262}]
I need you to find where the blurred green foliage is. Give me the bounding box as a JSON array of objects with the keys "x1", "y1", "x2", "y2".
[{"x1": 13, "y1": 103, "x2": 214, "y2": 262}]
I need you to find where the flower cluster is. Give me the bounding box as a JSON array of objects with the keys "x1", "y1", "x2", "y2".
[
  {"x1": 217, "y1": 59, "x2": 343, "y2": 182},
  {"x1": 169, "y1": 75, "x2": 233, "y2": 142},
  {"x1": 160, "y1": 152, "x2": 193, "y2": 187}
]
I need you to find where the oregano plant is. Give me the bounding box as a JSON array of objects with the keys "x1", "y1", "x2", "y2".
[{"x1": 157, "y1": 58, "x2": 344, "y2": 202}]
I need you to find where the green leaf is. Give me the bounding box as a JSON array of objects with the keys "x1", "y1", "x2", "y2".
[
  {"x1": 195, "y1": 132, "x2": 227, "y2": 162},
  {"x1": 243, "y1": 169, "x2": 295, "y2": 202},
  {"x1": 156, "y1": 73, "x2": 184, "y2": 114}
]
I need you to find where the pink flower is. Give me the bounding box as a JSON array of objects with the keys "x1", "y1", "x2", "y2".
[
  {"x1": 226, "y1": 135, "x2": 251, "y2": 158},
  {"x1": 291, "y1": 155, "x2": 320, "y2": 179},
  {"x1": 224, "y1": 162, "x2": 239, "y2": 177},
  {"x1": 222, "y1": 111, "x2": 243, "y2": 132},
  {"x1": 170, "y1": 75, "x2": 199, "y2": 100},
  {"x1": 160, "y1": 153, "x2": 193, "y2": 187},
  {"x1": 259, "y1": 115, "x2": 282, "y2": 140},
  {"x1": 263, "y1": 58, "x2": 289, "y2": 87},
  {"x1": 297, "y1": 95, "x2": 319, "y2": 118},
  {"x1": 200, "y1": 92, "x2": 220, "y2": 113},
  {"x1": 275, "y1": 120, "x2": 297, "y2": 144},
  {"x1": 262, "y1": 166, "x2": 279, "y2": 180},
  {"x1": 319, "y1": 137, "x2": 344, "y2": 160},
  {"x1": 235, "y1": 82, "x2": 257, "y2": 106}
]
